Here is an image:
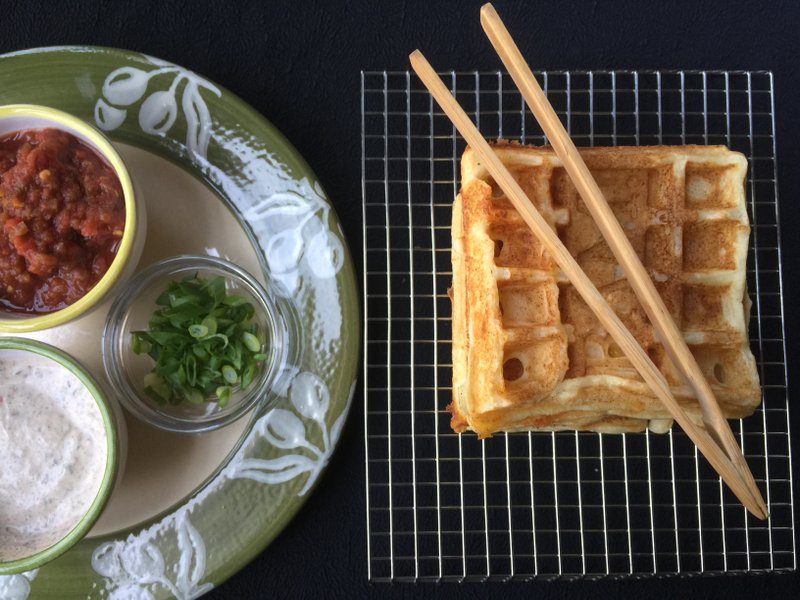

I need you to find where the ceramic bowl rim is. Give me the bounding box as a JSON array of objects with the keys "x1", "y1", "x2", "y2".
[
  {"x1": 0, "y1": 104, "x2": 137, "y2": 333},
  {"x1": 0, "y1": 337, "x2": 119, "y2": 574}
]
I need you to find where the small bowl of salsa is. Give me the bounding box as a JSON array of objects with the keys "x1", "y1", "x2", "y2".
[
  {"x1": 0, "y1": 337, "x2": 123, "y2": 575},
  {"x1": 0, "y1": 104, "x2": 145, "y2": 332}
]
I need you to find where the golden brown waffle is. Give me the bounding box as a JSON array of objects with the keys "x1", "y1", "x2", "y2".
[{"x1": 450, "y1": 142, "x2": 761, "y2": 437}]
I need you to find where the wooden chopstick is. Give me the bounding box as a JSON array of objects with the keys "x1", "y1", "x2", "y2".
[
  {"x1": 479, "y1": 2, "x2": 767, "y2": 517},
  {"x1": 409, "y1": 49, "x2": 767, "y2": 519}
]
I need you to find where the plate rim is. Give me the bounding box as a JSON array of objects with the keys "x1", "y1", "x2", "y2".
[{"x1": 0, "y1": 44, "x2": 360, "y2": 598}]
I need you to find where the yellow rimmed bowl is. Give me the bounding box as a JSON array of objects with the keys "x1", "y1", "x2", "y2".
[{"x1": 0, "y1": 104, "x2": 145, "y2": 332}]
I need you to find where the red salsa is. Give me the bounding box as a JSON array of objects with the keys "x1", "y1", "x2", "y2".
[{"x1": 0, "y1": 128, "x2": 125, "y2": 313}]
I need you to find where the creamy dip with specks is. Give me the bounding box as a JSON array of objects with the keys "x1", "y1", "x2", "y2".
[{"x1": 0, "y1": 352, "x2": 108, "y2": 562}]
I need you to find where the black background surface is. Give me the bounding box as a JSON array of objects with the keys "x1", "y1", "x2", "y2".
[{"x1": 1, "y1": 0, "x2": 798, "y2": 598}]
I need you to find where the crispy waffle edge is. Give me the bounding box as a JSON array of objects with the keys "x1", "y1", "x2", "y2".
[{"x1": 449, "y1": 142, "x2": 762, "y2": 437}]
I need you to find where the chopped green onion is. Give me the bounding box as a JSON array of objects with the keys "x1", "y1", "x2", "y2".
[
  {"x1": 242, "y1": 331, "x2": 261, "y2": 353},
  {"x1": 201, "y1": 315, "x2": 217, "y2": 335},
  {"x1": 143, "y1": 372, "x2": 172, "y2": 403},
  {"x1": 131, "y1": 273, "x2": 268, "y2": 407},
  {"x1": 216, "y1": 385, "x2": 232, "y2": 408},
  {"x1": 222, "y1": 364, "x2": 238, "y2": 384},
  {"x1": 132, "y1": 333, "x2": 151, "y2": 354},
  {"x1": 188, "y1": 324, "x2": 208, "y2": 338},
  {"x1": 186, "y1": 388, "x2": 205, "y2": 404},
  {"x1": 241, "y1": 359, "x2": 256, "y2": 390}
]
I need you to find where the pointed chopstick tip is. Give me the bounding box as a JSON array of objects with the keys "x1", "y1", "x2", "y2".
[
  {"x1": 409, "y1": 49, "x2": 425, "y2": 67},
  {"x1": 480, "y1": 3, "x2": 498, "y2": 21}
]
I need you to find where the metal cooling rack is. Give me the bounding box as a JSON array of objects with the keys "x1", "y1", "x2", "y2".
[{"x1": 361, "y1": 70, "x2": 795, "y2": 581}]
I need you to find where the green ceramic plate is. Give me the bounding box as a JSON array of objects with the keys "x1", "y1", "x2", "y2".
[{"x1": 0, "y1": 46, "x2": 359, "y2": 599}]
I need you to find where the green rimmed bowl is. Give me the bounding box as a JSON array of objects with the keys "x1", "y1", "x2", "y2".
[{"x1": 0, "y1": 337, "x2": 121, "y2": 575}]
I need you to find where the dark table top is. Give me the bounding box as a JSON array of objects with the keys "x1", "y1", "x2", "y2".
[{"x1": 2, "y1": 0, "x2": 798, "y2": 597}]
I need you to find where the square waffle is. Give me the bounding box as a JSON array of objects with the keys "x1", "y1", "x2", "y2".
[{"x1": 450, "y1": 142, "x2": 761, "y2": 437}]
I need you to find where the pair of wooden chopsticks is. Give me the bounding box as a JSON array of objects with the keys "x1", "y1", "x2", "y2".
[{"x1": 410, "y1": 3, "x2": 768, "y2": 519}]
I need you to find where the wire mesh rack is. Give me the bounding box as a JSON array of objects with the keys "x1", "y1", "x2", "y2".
[{"x1": 361, "y1": 69, "x2": 795, "y2": 582}]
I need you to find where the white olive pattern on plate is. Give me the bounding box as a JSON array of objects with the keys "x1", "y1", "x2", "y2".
[
  {"x1": 95, "y1": 56, "x2": 220, "y2": 161},
  {"x1": 90, "y1": 373, "x2": 352, "y2": 600},
  {"x1": 0, "y1": 52, "x2": 354, "y2": 599},
  {"x1": 0, "y1": 570, "x2": 37, "y2": 600}
]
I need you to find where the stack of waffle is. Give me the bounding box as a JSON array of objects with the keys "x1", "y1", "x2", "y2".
[{"x1": 450, "y1": 143, "x2": 761, "y2": 437}]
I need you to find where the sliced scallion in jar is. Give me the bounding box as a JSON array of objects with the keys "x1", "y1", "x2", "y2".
[{"x1": 131, "y1": 273, "x2": 267, "y2": 406}]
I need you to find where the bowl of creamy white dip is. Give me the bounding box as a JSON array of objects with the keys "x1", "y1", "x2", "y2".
[{"x1": 0, "y1": 337, "x2": 120, "y2": 574}]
